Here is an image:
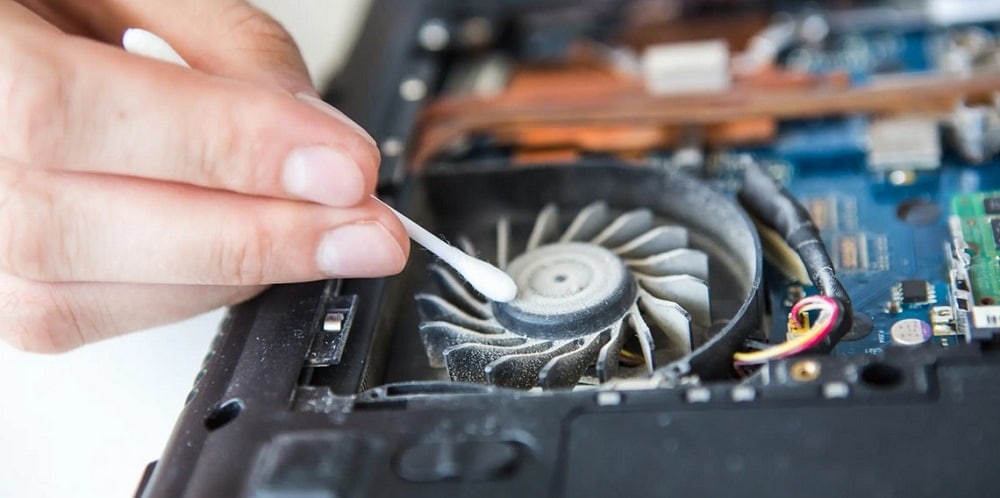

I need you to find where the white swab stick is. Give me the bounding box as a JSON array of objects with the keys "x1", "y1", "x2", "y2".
[
  {"x1": 122, "y1": 28, "x2": 519, "y2": 302},
  {"x1": 373, "y1": 199, "x2": 518, "y2": 302}
]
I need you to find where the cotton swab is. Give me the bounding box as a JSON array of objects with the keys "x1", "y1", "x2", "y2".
[
  {"x1": 122, "y1": 28, "x2": 518, "y2": 302},
  {"x1": 372, "y1": 199, "x2": 517, "y2": 302}
]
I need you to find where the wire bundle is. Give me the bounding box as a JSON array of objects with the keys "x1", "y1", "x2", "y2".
[
  {"x1": 737, "y1": 160, "x2": 853, "y2": 365},
  {"x1": 733, "y1": 295, "x2": 841, "y2": 366}
]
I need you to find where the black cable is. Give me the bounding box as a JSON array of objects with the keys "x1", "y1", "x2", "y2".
[{"x1": 737, "y1": 161, "x2": 853, "y2": 351}]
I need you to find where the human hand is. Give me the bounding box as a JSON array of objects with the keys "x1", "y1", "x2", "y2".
[{"x1": 0, "y1": 0, "x2": 409, "y2": 352}]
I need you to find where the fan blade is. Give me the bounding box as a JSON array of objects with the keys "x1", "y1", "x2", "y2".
[
  {"x1": 497, "y1": 216, "x2": 511, "y2": 269},
  {"x1": 612, "y1": 225, "x2": 688, "y2": 259},
  {"x1": 595, "y1": 318, "x2": 628, "y2": 383},
  {"x1": 638, "y1": 290, "x2": 693, "y2": 355},
  {"x1": 560, "y1": 201, "x2": 612, "y2": 242},
  {"x1": 538, "y1": 331, "x2": 611, "y2": 389},
  {"x1": 591, "y1": 209, "x2": 653, "y2": 248},
  {"x1": 485, "y1": 340, "x2": 583, "y2": 389},
  {"x1": 626, "y1": 248, "x2": 709, "y2": 281},
  {"x1": 445, "y1": 341, "x2": 552, "y2": 384},
  {"x1": 457, "y1": 236, "x2": 477, "y2": 256},
  {"x1": 415, "y1": 294, "x2": 506, "y2": 333},
  {"x1": 428, "y1": 265, "x2": 491, "y2": 318},
  {"x1": 419, "y1": 322, "x2": 525, "y2": 367},
  {"x1": 638, "y1": 275, "x2": 711, "y2": 327},
  {"x1": 628, "y1": 305, "x2": 656, "y2": 372},
  {"x1": 526, "y1": 204, "x2": 560, "y2": 251}
]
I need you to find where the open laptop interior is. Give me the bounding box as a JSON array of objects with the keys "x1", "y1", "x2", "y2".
[{"x1": 137, "y1": 1, "x2": 1000, "y2": 496}]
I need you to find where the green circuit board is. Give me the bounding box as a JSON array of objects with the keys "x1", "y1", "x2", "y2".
[{"x1": 952, "y1": 192, "x2": 1000, "y2": 304}]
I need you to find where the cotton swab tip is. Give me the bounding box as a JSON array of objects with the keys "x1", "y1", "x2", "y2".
[
  {"x1": 122, "y1": 28, "x2": 191, "y2": 68},
  {"x1": 451, "y1": 257, "x2": 519, "y2": 303}
]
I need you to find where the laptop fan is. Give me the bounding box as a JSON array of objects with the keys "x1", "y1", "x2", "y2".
[
  {"x1": 406, "y1": 163, "x2": 762, "y2": 388},
  {"x1": 417, "y1": 201, "x2": 712, "y2": 389}
]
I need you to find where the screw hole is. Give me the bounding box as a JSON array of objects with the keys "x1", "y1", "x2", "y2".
[
  {"x1": 860, "y1": 363, "x2": 903, "y2": 388},
  {"x1": 789, "y1": 359, "x2": 821, "y2": 382},
  {"x1": 204, "y1": 398, "x2": 243, "y2": 431}
]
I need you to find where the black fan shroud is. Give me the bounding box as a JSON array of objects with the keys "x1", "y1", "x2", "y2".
[{"x1": 378, "y1": 161, "x2": 763, "y2": 387}]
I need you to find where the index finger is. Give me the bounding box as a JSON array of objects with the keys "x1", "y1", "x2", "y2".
[{"x1": 1, "y1": 20, "x2": 379, "y2": 207}]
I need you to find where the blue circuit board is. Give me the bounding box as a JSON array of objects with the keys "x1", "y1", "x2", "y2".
[
  {"x1": 748, "y1": 23, "x2": 1000, "y2": 356},
  {"x1": 759, "y1": 154, "x2": 1000, "y2": 356},
  {"x1": 782, "y1": 29, "x2": 932, "y2": 81}
]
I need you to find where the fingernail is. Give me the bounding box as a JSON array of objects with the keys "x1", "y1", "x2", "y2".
[
  {"x1": 295, "y1": 92, "x2": 377, "y2": 146},
  {"x1": 316, "y1": 223, "x2": 405, "y2": 276},
  {"x1": 283, "y1": 146, "x2": 366, "y2": 206}
]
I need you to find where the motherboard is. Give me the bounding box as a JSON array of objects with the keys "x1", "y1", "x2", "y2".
[{"x1": 137, "y1": 2, "x2": 1000, "y2": 497}]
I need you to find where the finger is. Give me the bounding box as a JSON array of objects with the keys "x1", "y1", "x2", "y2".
[
  {"x1": 0, "y1": 272, "x2": 265, "y2": 353},
  {"x1": 17, "y1": 0, "x2": 317, "y2": 95},
  {"x1": 12, "y1": 0, "x2": 101, "y2": 38},
  {"x1": 0, "y1": 21, "x2": 379, "y2": 209},
  {"x1": 0, "y1": 162, "x2": 409, "y2": 285}
]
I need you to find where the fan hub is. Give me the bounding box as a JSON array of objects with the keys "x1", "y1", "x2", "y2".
[{"x1": 493, "y1": 242, "x2": 636, "y2": 340}]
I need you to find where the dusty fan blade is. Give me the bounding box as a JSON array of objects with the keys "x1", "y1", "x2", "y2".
[
  {"x1": 628, "y1": 305, "x2": 656, "y2": 372},
  {"x1": 612, "y1": 226, "x2": 688, "y2": 259},
  {"x1": 526, "y1": 204, "x2": 559, "y2": 251},
  {"x1": 415, "y1": 294, "x2": 506, "y2": 333},
  {"x1": 445, "y1": 341, "x2": 552, "y2": 384},
  {"x1": 595, "y1": 318, "x2": 629, "y2": 383},
  {"x1": 485, "y1": 340, "x2": 584, "y2": 389},
  {"x1": 497, "y1": 216, "x2": 511, "y2": 269},
  {"x1": 625, "y1": 248, "x2": 709, "y2": 281},
  {"x1": 560, "y1": 201, "x2": 612, "y2": 242},
  {"x1": 637, "y1": 290, "x2": 693, "y2": 355},
  {"x1": 419, "y1": 322, "x2": 526, "y2": 367},
  {"x1": 428, "y1": 265, "x2": 490, "y2": 318},
  {"x1": 639, "y1": 275, "x2": 711, "y2": 327},
  {"x1": 538, "y1": 331, "x2": 611, "y2": 389},
  {"x1": 457, "y1": 236, "x2": 477, "y2": 256},
  {"x1": 591, "y1": 209, "x2": 653, "y2": 247}
]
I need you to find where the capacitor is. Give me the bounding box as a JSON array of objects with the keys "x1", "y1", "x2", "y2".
[{"x1": 890, "y1": 318, "x2": 933, "y2": 345}]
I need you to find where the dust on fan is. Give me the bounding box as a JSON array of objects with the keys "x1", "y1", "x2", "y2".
[{"x1": 416, "y1": 201, "x2": 712, "y2": 389}]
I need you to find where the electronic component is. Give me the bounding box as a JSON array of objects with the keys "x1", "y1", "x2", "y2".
[
  {"x1": 983, "y1": 195, "x2": 1000, "y2": 215},
  {"x1": 832, "y1": 233, "x2": 889, "y2": 274},
  {"x1": 867, "y1": 116, "x2": 942, "y2": 171},
  {"x1": 890, "y1": 318, "x2": 933, "y2": 345},
  {"x1": 945, "y1": 102, "x2": 1000, "y2": 164},
  {"x1": 895, "y1": 280, "x2": 935, "y2": 305},
  {"x1": 951, "y1": 192, "x2": 1000, "y2": 303},
  {"x1": 804, "y1": 195, "x2": 859, "y2": 232},
  {"x1": 640, "y1": 40, "x2": 731, "y2": 96},
  {"x1": 930, "y1": 306, "x2": 958, "y2": 336},
  {"x1": 970, "y1": 305, "x2": 1000, "y2": 339},
  {"x1": 948, "y1": 216, "x2": 975, "y2": 339}
]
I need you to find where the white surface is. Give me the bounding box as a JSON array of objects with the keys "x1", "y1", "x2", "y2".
[
  {"x1": 0, "y1": 2, "x2": 368, "y2": 497},
  {"x1": 252, "y1": 0, "x2": 371, "y2": 89},
  {"x1": 0, "y1": 310, "x2": 222, "y2": 498}
]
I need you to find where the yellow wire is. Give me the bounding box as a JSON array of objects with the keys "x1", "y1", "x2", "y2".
[{"x1": 733, "y1": 300, "x2": 836, "y2": 365}]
